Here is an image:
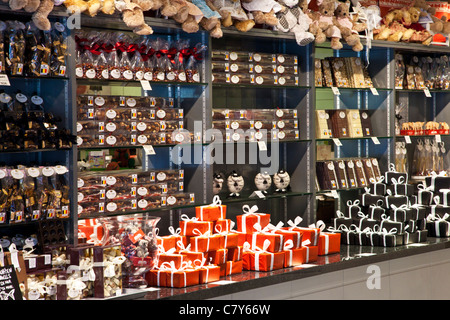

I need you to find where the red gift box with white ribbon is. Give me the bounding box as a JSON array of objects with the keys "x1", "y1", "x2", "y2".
[
  {"x1": 236, "y1": 205, "x2": 271, "y2": 233},
  {"x1": 242, "y1": 240, "x2": 284, "y2": 272},
  {"x1": 195, "y1": 195, "x2": 227, "y2": 221}
]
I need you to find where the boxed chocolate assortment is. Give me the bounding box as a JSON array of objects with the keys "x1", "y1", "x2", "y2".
[
  {"x1": 77, "y1": 169, "x2": 194, "y2": 218},
  {"x1": 316, "y1": 57, "x2": 373, "y2": 88},
  {"x1": 211, "y1": 49, "x2": 299, "y2": 86},
  {"x1": 212, "y1": 108, "x2": 299, "y2": 142},
  {"x1": 76, "y1": 95, "x2": 193, "y2": 148},
  {"x1": 316, "y1": 157, "x2": 381, "y2": 191},
  {"x1": 315, "y1": 109, "x2": 374, "y2": 139}
]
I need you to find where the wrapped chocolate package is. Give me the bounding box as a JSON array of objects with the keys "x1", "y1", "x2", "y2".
[
  {"x1": 360, "y1": 110, "x2": 373, "y2": 137},
  {"x1": 329, "y1": 110, "x2": 349, "y2": 138}
]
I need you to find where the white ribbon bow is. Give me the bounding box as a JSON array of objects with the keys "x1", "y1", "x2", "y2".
[{"x1": 287, "y1": 216, "x2": 303, "y2": 229}]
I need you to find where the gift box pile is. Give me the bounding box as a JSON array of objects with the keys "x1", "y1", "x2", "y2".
[
  {"x1": 330, "y1": 164, "x2": 439, "y2": 247},
  {"x1": 147, "y1": 196, "x2": 340, "y2": 288}
]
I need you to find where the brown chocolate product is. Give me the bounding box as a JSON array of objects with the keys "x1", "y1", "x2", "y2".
[
  {"x1": 77, "y1": 120, "x2": 97, "y2": 135},
  {"x1": 78, "y1": 188, "x2": 106, "y2": 203},
  {"x1": 164, "y1": 131, "x2": 192, "y2": 144},
  {"x1": 354, "y1": 159, "x2": 368, "y2": 187},
  {"x1": 330, "y1": 57, "x2": 350, "y2": 88},
  {"x1": 215, "y1": 72, "x2": 253, "y2": 85},
  {"x1": 333, "y1": 160, "x2": 349, "y2": 189},
  {"x1": 99, "y1": 130, "x2": 131, "y2": 147},
  {"x1": 321, "y1": 59, "x2": 334, "y2": 87},
  {"x1": 360, "y1": 110, "x2": 373, "y2": 137},
  {"x1": 78, "y1": 172, "x2": 107, "y2": 189},
  {"x1": 405, "y1": 65, "x2": 416, "y2": 89},
  {"x1": 102, "y1": 120, "x2": 133, "y2": 133},
  {"x1": 274, "y1": 54, "x2": 298, "y2": 65},
  {"x1": 276, "y1": 74, "x2": 299, "y2": 86},
  {"x1": 275, "y1": 63, "x2": 298, "y2": 75},
  {"x1": 166, "y1": 193, "x2": 195, "y2": 207},
  {"x1": 212, "y1": 50, "x2": 252, "y2": 62},
  {"x1": 273, "y1": 129, "x2": 299, "y2": 141},
  {"x1": 151, "y1": 108, "x2": 183, "y2": 120},
  {"x1": 212, "y1": 109, "x2": 247, "y2": 120},
  {"x1": 315, "y1": 59, "x2": 323, "y2": 87},
  {"x1": 78, "y1": 201, "x2": 104, "y2": 217},
  {"x1": 106, "y1": 199, "x2": 137, "y2": 214},
  {"x1": 105, "y1": 185, "x2": 136, "y2": 201},
  {"x1": 253, "y1": 73, "x2": 276, "y2": 85},
  {"x1": 252, "y1": 120, "x2": 273, "y2": 130},
  {"x1": 135, "y1": 132, "x2": 160, "y2": 145},
  {"x1": 77, "y1": 135, "x2": 97, "y2": 148},
  {"x1": 344, "y1": 160, "x2": 359, "y2": 188},
  {"x1": 252, "y1": 63, "x2": 276, "y2": 74},
  {"x1": 275, "y1": 119, "x2": 298, "y2": 130},
  {"x1": 329, "y1": 110, "x2": 350, "y2": 138},
  {"x1": 251, "y1": 52, "x2": 277, "y2": 64},
  {"x1": 274, "y1": 109, "x2": 298, "y2": 119},
  {"x1": 362, "y1": 158, "x2": 377, "y2": 183},
  {"x1": 395, "y1": 54, "x2": 405, "y2": 89},
  {"x1": 370, "y1": 158, "x2": 382, "y2": 180},
  {"x1": 134, "y1": 120, "x2": 161, "y2": 133},
  {"x1": 346, "y1": 57, "x2": 365, "y2": 88}
]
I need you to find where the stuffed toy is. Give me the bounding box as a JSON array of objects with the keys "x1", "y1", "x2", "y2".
[
  {"x1": 171, "y1": 0, "x2": 191, "y2": 24},
  {"x1": 334, "y1": 0, "x2": 365, "y2": 51},
  {"x1": 212, "y1": 0, "x2": 253, "y2": 31},
  {"x1": 240, "y1": 0, "x2": 281, "y2": 27},
  {"x1": 276, "y1": 0, "x2": 315, "y2": 46},
  {"x1": 310, "y1": 0, "x2": 343, "y2": 50},
  {"x1": 32, "y1": 0, "x2": 54, "y2": 30},
  {"x1": 116, "y1": 0, "x2": 154, "y2": 35},
  {"x1": 174, "y1": 0, "x2": 203, "y2": 33},
  {"x1": 64, "y1": 0, "x2": 88, "y2": 14},
  {"x1": 192, "y1": 0, "x2": 223, "y2": 38}
]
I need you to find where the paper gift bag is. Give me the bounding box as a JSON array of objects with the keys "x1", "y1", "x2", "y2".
[
  {"x1": 242, "y1": 241, "x2": 284, "y2": 271},
  {"x1": 219, "y1": 260, "x2": 243, "y2": 276},
  {"x1": 283, "y1": 240, "x2": 305, "y2": 267},
  {"x1": 179, "y1": 214, "x2": 213, "y2": 236},
  {"x1": 318, "y1": 232, "x2": 341, "y2": 255},
  {"x1": 195, "y1": 195, "x2": 226, "y2": 221},
  {"x1": 236, "y1": 205, "x2": 270, "y2": 233}
]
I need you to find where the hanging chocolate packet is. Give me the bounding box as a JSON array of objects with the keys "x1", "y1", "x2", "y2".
[
  {"x1": 186, "y1": 43, "x2": 207, "y2": 83},
  {"x1": 95, "y1": 52, "x2": 109, "y2": 79},
  {"x1": 6, "y1": 21, "x2": 26, "y2": 76},
  {"x1": 131, "y1": 50, "x2": 144, "y2": 80},
  {"x1": 0, "y1": 167, "x2": 9, "y2": 224},
  {"x1": 42, "y1": 166, "x2": 58, "y2": 219},
  {"x1": 23, "y1": 166, "x2": 41, "y2": 221},
  {"x1": 8, "y1": 168, "x2": 25, "y2": 224},
  {"x1": 54, "y1": 165, "x2": 70, "y2": 218},
  {"x1": 50, "y1": 22, "x2": 68, "y2": 77},
  {"x1": 0, "y1": 21, "x2": 6, "y2": 74}
]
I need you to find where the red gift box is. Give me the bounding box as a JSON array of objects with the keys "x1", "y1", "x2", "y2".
[
  {"x1": 183, "y1": 251, "x2": 208, "y2": 264},
  {"x1": 219, "y1": 260, "x2": 243, "y2": 276},
  {"x1": 157, "y1": 251, "x2": 185, "y2": 269},
  {"x1": 227, "y1": 246, "x2": 243, "y2": 262},
  {"x1": 208, "y1": 248, "x2": 228, "y2": 265},
  {"x1": 195, "y1": 195, "x2": 226, "y2": 221},
  {"x1": 283, "y1": 240, "x2": 306, "y2": 267},
  {"x1": 236, "y1": 205, "x2": 271, "y2": 233},
  {"x1": 189, "y1": 232, "x2": 222, "y2": 252},
  {"x1": 78, "y1": 218, "x2": 105, "y2": 244},
  {"x1": 156, "y1": 226, "x2": 183, "y2": 252},
  {"x1": 242, "y1": 240, "x2": 284, "y2": 271},
  {"x1": 214, "y1": 219, "x2": 234, "y2": 233},
  {"x1": 218, "y1": 232, "x2": 239, "y2": 249},
  {"x1": 283, "y1": 217, "x2": 321, "y2": 246},
  {"x1": 198, "y1": 265, "x2": 221, "y2": 284},
  {"x1": 318, "y1": 232, "x2": 341, "y2": 255},
  {"x1": 147, "y1": 269, "x2": 167, "y2": 287},
  {"x1": 246, "y1": 223, "x2": 284, "y2": 253},
  {"x1": 179, "y1": 214, "x2": 213, "y2": 236},
  {"x1": 165, "y1": 269, "x2": 200, "y2": 288},
  {"x1": 302, "y1": 244, "x2": 318, "y2": 263},
  {"x1": 272, "y1": 225, "x2": 303, "y2": 249}
]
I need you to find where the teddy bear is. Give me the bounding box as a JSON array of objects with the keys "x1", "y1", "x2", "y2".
[
  {"x1": 334, "y1": 0, "x2": 366, "y2": 51},
  {"x1": 309, "y1": 0, "x2": 343, "y2": 50},
  {"x1": 173, "y1": 0, "x2": 204, "y2": 33},
  {"x1": 116, "y1": 0, "x2": 154, "y2": 35},
  {"x1": 192, "y1": 0, "x2": 223, "y2": 38},
  {"x1": 276, "y1": 0, "x2": 315, "y2": 46},
  {"x1": 240, "y1": 0, "x2": 281, "y2": 27},
  {"x1": 32, "y1": 0, "x2": 54, "y2": 30},
  {"x1": 211, "y1": 0, "x2": 254, "y2": 32}
]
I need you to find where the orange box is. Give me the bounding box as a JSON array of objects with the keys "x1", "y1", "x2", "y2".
[
  {"x1": 219, "y1": 260, "x2": 243, "y2": 276},
  {"x1": 157, "y1": 253, "x2": 184, "y2": 269},
  {"x1": 157, "y1": 235, "x2": 178, "y2": 252},
  {"x1": 214, "y1": 219, "x2": 233, "y2": 233},
  {"x1": 246, "y1": 232, "x2": 284, "y2": 253},
  {"x1": 196, "y1": 204, "x2": 226, "y2": 221},
  {"x1": 189, "y1": 233, "x2": 222, "y2": 252},
  {"x1": 219, "y1": 232, "x2": 239, "y2": 249},
  {"x1": 227, "y1": 246, "x2": 243, "y2": 262},
  {"x1": 183, "y1": 251, "x2": 208, "y2": 264},
  {"x1": 284, "y1": 247, "x2": 306, "y2": 267},
  {"x1": 318, "y1": 232, "x2": 341, "y2": 255},
  {"x1": 236, "y1": 206, "x2": 271, "y2": 233},
  {"x1": 198, "y1": 265, "x2": 221, "y2": 284},
  {"x1": 179, "y1": 219, "x2": 213, "y2": 236},
  {"x1": 208, "y1": 248, "x2": 228, "y2": 265},
  {"x1": 302, "y1": 245, "x2": 318, "y2": 263},
  {"x1": 236, "y1": 231, "x2": 248, "y2": 246},
  {"x1": 283, "y1": 226, "x2": 320, "y2": 246},
  {"x1": 243, "y1": 251, "x2": 285, "y2": 271},
  {"x1": 174, "y1": 236, "x2": 189, "y2": 252},
  {"x1": 274, "y1": 229, "x2": 303, "y2": 249},
  {"x1": 146, "y1": 269, "x2": 167, "y2": 287},
  {"x1": 165, "y1": 269, "x2": 200, "y2": 288}
]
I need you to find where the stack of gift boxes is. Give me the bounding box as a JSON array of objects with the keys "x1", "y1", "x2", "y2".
[
  {"x1": 147, "y1": 196, "x2": 341, "y2": 288},
  {"x1": 331, "y1": 166, "x2": 450, "y2": 246}
]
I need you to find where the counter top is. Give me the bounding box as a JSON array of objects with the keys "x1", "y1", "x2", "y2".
[{"x1": 112, "y1": 237, "x2": 450, "y2": 300}]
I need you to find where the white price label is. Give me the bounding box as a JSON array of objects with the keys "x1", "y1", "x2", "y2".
[
  {"x1": 436, "y1": 134, "x2": 442, "y2": 143},
  {"x1": 258, "y1": 141, "x2": 267, "y2": 151},
  {"x1": 370, "y1": 87, "x2": 379, "y2": 95},
  {"x1": 0, "y1": 74, "x2": 10, "y2": 86},
  {"x1": 404, "y1": 135, "x2": 412, "y2": 144},
  {"x1": 332, "y1": 138, "x2": 342, "y2": 146},
  {"x1": 331, "y1": 87, "x2": 340, "y2": 95},
  {"x1": 143, "y1": 145, "x2": 156, "y2": 155},
  {"x1": 140, "y1": 80, "x2": 152, "y2": 91},
  {"x1": 424, "y1": 88, "x2": 432, "y2": 97},
  {"x1": 330, "y1": 190, "x2": 339, "y2": 198},
  {"x1": 371, "y1": 137, "x2": 380, "y2": 144}
]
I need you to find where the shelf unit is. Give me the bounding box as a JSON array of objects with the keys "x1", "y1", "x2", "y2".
[{"x1": 0, "y1": 7, "x2": 449, "y2": 248}]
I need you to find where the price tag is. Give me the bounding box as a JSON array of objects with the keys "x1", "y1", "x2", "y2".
[
  {"x1": 370, "y1": 87, "x2": 379, "y2": 95},
  {"x1": 332, "y1": 138, "x2": 342, "y2": 146},
  {"x1": 143, "y1": 145, "x2": 156, "y2": 155},
  {"x1": 330, "y1": 190, "x2": 339, "y2": 198},
  {"x1": 249, "y1": 191, "x2": 266, "y2": 198},
  {"x1": 404, "y1": 135, "x2": 412, "y2": 144},
  {"x1": 331, "y1": 87, "x2": 340, "y2": 95},
  {"x1": 371, "y1": 137, "x2": 380, "y2": 144},
  {"x1": 140, "y1": 80, "x2": 152, "y2": 91},
  {"x1": 258, "y1": 141, "x2": 267, "y2": 151},
  {"x1": 0, "y1": 74, "x2": 10, "y2": 86},
  {"x1": 424, "y1": 88, "x2": 431, "y2": 97},
  {"x1": 436, "y1": 134, "x2": 442, "y2": 143}
]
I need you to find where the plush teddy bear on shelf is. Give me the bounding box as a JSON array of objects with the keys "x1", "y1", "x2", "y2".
[
  {"x1": 309, "y1": 0, "x2": 343, "y2": 50},
  {"x1": 334, "y1": 0, "x2": 366, "y2": 51},
  {"x1": 115, "y1": 0, "x2": 154, "y2": 35},
  {"x1": 172, "y1": 0, "x2": 204, "y2": 33},
  {"x1": 276, "y1": 0, "x2": 315, "y2": 46},
  {"x1": 192, "y1": 0, "x2": 223, "y2": 38},
  {"x1": 211, "y1": 0, "x2": 255, "y2": 32},
  {"x1": 240, "y1": 0, "x2": 281, "y2": 27}
]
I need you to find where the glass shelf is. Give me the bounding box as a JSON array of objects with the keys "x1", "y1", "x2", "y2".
[
  {"x1": 76, "y1": 79, "x2": 208, "y2": 87},
  {"x1": 316, "y1": 186, "x2": 364, "y2": 194},
  {"x1": 315, "y1": 86, "x2": 392, "y2": 92},
  {"x1": 218, "y1": 191, "x2": 313, "y2": 205},
  {"x1": 316, "y1": 136, "x2": 393, "y2": 142},
  {"x1": 212, "y1": 83, "x2": 310, "y2": 90},
  {"x1": 0, "y1": 148, "x2": 72, "y2": 154}
]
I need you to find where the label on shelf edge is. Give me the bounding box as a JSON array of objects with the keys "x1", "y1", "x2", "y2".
[
  {"x1": 331, "y1": 87, "x2": 340, "y2": 95},
  {"x1": 0, "y1": 74, "x2": 10, "y2": 86},
  {"x1": 140, "y1": 80, "x2": 152, "y2": 91},
  {"x1": 370, "y1": 87, "x2": 379, "y2": 96},
  {"x1": 404, "y1": 135, "x2": 412, "y2": 144},
  {"x1": 371, "y1": 137, "x2": 380, "y2": 144},
  {"x1": 332, "y1": 138, "x2": 342, "y2": 146},
  {"x1": 424, "y1": 88, "x2": 431, "y2": 97}
]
